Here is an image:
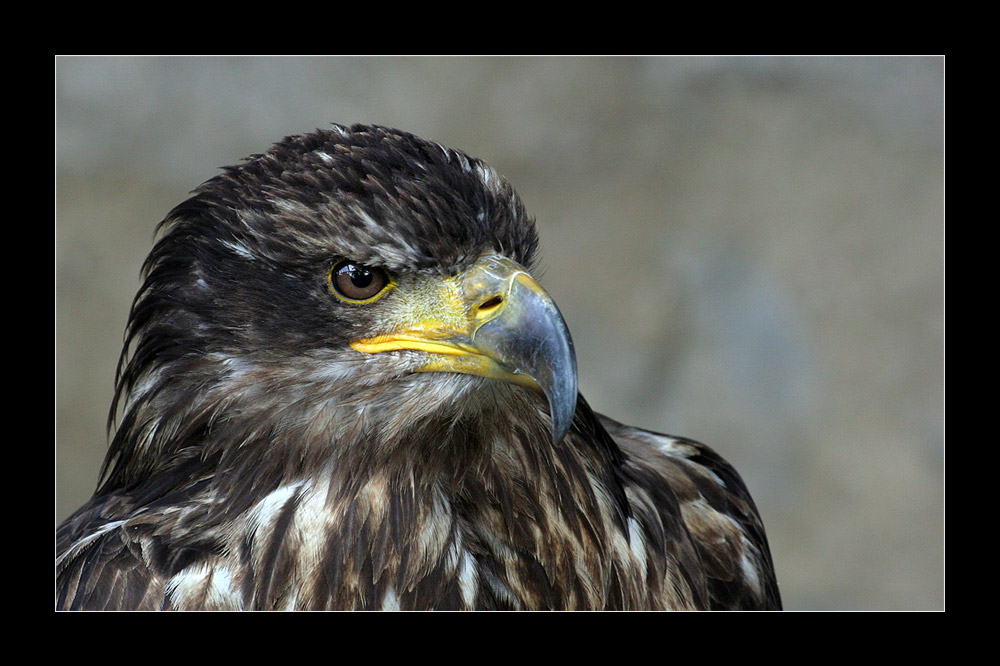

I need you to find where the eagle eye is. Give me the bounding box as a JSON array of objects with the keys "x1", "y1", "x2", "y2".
[{"x1": 329, "y1": 260, "x2": 392, "y2": 303}]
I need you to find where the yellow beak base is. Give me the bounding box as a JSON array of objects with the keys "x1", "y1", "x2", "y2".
[{"x1": 349, "y1": 255, "x2": 577, "y2": 444}]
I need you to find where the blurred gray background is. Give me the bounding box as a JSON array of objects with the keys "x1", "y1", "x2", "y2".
[{"x1": 55, "y1": 56, "x2": 944, "y2": 611}]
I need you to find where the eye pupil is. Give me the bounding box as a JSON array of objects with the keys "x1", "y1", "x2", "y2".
[
  {"x1": 350, "y1": 267, "x2": 373, "y2": 288},
  {"x1": 331, "y1": 261, "x2": 389, "y2": 301}
]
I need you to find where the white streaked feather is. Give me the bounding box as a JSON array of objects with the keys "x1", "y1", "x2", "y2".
[
  {"x1": 457, "y1": 548, "x2": 478, "y2": 609},
  {"x1": 381, "y1": 586, "x2": 401, "y2": 611},
  {"x1": 165, "y1": 564, "x2": 241, "y2": 609},
  {"x1": 248, "y1": 481, "x2": 305, "y2": 535},
  {"x1": 740, "y1": 547, "x2": 763, "y2": 598},
  {"x1": 56, "y1": 520, "x2": 126, "y2": 565},
  {"x1": 627, "y1": 517, "x2": 648, "y2": 574},
  {"x1": 220, "y1": 239, "x2": 255, "y2": 260}
]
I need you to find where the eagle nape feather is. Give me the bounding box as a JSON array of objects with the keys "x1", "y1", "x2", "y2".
[{"x1": 57, "y1": 123, "x2": 781, "y2": 611}]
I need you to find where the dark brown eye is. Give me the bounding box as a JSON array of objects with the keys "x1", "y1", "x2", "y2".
[{"x1": 329, "y1": 261, "x2": 392, "y2": 302}]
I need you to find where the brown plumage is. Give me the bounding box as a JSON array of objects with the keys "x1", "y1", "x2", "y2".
[{"x1": 56, "y1": 124, "x2": 781, "y2": 610}]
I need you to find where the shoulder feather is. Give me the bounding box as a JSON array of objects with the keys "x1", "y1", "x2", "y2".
[{"x1": 598, "y1": 414, "x2": 782, "y2": 610}]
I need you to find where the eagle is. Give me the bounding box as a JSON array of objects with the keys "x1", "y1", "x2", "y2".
[{"x1": 57, "y1": 123, "x2": 781, "y2": 611}]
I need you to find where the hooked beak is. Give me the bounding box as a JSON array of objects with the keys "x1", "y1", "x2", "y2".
[{"x1": 350, "y1": 254, "x2": 578, "y2": 445}]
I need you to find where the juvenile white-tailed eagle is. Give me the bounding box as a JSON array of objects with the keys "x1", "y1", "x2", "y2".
[{"x1": 57, "y1": 124, "x2": 781, "y2": 610}]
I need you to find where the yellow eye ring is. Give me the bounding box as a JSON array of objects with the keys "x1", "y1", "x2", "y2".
[{"x1": 328, "y1": 260, "x2": 395, "y2": 304}]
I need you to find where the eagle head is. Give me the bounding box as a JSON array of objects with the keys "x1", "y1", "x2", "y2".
[{"x1": 104, "y1": 123, "x2": 577, "y2": 493}]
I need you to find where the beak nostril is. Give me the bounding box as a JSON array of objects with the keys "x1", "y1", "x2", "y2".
[{"x1": 479, "y1": 295, "x2": 503, "y2": 312}]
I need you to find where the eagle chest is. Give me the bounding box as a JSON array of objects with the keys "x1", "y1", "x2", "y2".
[{"x1": 215, "y1": 472, "x2": 633, "y2": 611}]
